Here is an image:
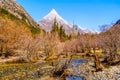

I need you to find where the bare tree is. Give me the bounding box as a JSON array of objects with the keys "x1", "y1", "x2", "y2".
[
  {"x1": 101, "y1": 24, "x2": 120, "y2": 64},
  {"x1": 63, "y1": 39, "x2": 78, "y2": 57}
]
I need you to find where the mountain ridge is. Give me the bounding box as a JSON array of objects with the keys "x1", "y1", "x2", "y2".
[{"x1": 0, "y1": 0, "x2": 38, "y2": 28}]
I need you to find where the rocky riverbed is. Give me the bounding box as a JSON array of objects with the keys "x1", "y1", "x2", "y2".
[
  {"x1": 84, "y1": 65, "x2": 120, "y2": 80},
  {"x1": 67, "y1": 58, "x2": 120, "y2": 80}
]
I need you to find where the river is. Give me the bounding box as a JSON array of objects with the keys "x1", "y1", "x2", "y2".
[{"x1": 66, "y1": 59, "x2": 87, "y2": 80}]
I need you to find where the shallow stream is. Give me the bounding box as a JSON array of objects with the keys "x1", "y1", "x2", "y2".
[{"x1": 66, "y1": 59, "x2": 87, "y2": 80}]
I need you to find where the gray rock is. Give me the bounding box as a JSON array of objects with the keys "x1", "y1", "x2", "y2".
[{"x1": 0, "y1": 0, "x2": 38, "y2": 28}]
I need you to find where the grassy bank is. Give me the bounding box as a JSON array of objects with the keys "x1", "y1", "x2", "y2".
[{"x1": 0, "y1": 61, "x2": 54, "y2": 80}]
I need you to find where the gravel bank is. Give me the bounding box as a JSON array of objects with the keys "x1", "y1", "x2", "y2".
[{"x1": 84, "y1": 65, "x2": 120, "y2": 80}]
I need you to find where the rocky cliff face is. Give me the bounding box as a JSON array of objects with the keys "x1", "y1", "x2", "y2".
[{"x1": 0, "y1": 0, "x2": 37, "y2": 28}]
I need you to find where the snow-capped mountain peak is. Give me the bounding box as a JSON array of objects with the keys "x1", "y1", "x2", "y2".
[
  {"x1": 38, "y1": 9, "x2": 92, "y2": 34},
  {"x1": 44, "y1": 9, "x2": 63, "y2": 21},
  {"x1": 43, "y1": 9, "x2": 70, "y2": 26},
  {"x1": 38, "y1": 9, "x2": 73, "y2": 34},
  {"x1": 47, "y1": 9, "x2": 58, "y2": 16}
]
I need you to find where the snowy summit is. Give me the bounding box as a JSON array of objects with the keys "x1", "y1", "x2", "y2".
[
  {"x1": 43, "y1": 9, "x2": 63, "y2": 21},
  {"x1": 43, "y1": 9, "x2": 71, "y2": 27},
  {"x1": 38, "y1": 9, "x2": 73, "y2": 34}
]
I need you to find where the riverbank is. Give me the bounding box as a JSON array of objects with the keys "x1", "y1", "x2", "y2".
[
  {"x1": 0, "y1": 55, "x2": 85, "y2": 80},
  {"x1": 84, "y1": 65, "x2": 120, "y2": 80},
  {"x1": 65, "y1": 57, "x2": 120, "y2": 80},
  {"x1": 1, "y1": 55, "x2": 120, "y2": 80}
]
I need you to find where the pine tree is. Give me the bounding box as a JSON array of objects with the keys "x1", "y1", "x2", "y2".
[
  {"x1": 51, "y1": 18, "x2": 69, "y2": 41},
  {"x1": 69, "y1": 25, "x2": 76, "y2": 39},
  {"x1": 52, "y1": 18, "x2": 59, "y2": 34},
  {"x1": 77, "y1": 32, "x2": 80, "y2": 37},
  {"x1": 59, "y1": 25, "x2": 67, "y2": 41},
  {"x1": 68, "y1": 34, "x2": 72, "y2": 40}
]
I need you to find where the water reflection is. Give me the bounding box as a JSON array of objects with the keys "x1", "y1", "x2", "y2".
[
  {"x1": 69, "y1": 59, "x2": 87, "y2": 68},
  {"x1": 66, "y1": 76, "x2": 82, "y2": 80},
  {"x1": 66, "y1": 59, "x2": 87, "y2": 80}
]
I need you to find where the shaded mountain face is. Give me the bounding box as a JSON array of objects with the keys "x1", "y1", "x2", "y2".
[
  {"x1": 115, "y1": 19, "x2": 120, "y2": 25},
  {"x1": 106, "y1": 19, "x2": 120, "y2": 33},
  {"x1": 0, "y1": 0, "x2": 37, "y2": 28}
]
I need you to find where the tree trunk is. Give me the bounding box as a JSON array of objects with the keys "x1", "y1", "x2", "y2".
[
  {"x1": 93, "y1": 48, "x2": 96, "y2": 54},
  {"x1": 94, "y1": 55, "x2": 104, "y2": 71}
]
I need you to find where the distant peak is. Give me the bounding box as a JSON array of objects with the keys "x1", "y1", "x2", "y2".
[
  {"x1": 51, "y1": 8, "x2": 56, "y2": 11},
  {"x1": 50, "y1": 9, "x2": 57, "y2": 14},
  {"x1": 43, "y1": 9, "x2": 62, "y2": 20},
  {"x1": 49, "y1": 8, "x2": 59, "y2": 16},
  {"x1": 42, "y1": 8, "x2": 70, "y2": 27}
]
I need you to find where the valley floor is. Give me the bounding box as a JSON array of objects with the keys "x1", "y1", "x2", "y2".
[{"x1": 0, "y1": 56, "x2": 120, "y2": 80}]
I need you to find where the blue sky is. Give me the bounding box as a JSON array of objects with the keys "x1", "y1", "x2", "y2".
[{"x1": 17, "y1": 0, "x2": 120, "y2": 31}]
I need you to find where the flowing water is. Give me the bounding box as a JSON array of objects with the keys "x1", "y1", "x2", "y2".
[{"x1": 66, "y1": 59, "x2": 87, "y2": 80}]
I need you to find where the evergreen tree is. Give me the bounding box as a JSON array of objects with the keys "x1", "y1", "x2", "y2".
[
  {"x1": 59, "y1": 25, "x2": 67, "y2": 41},
  {"x1": 52, "y1": 18, "x2": 59, "y2": 34},
  {"x1": 69, "y1": 25, "x2": 76, "y2": 39},
  {"x1": 51, "y1": 18, "x2": 69, "y2": 41},
  {"x1": 68, "y1": 34, "x2": 72, "y2": 40},
  {"x1": 77, "y1": 32, "x2": 81, "y2": 37}
]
